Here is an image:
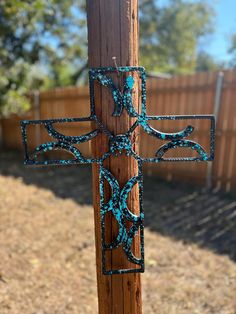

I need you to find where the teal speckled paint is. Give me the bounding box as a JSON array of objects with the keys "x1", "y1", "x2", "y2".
[{"x1": 21, "y1": 66, "x2": 215, "y2": 275}]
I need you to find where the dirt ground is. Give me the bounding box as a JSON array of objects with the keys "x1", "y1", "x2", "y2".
[{"x1": 0, "y1": 150, "x2": 236, "y2": 314}]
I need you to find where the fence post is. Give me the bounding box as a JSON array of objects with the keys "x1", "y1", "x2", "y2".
[
  {"x1": 33, "y1": 90, "x2": 41, "y2": 147},
  {"x1": 87, "y1": 1, "x2": 142, "y2": 313},
  {"x1": 206, "y1": 71, "x2": 224, "y2": 189}
]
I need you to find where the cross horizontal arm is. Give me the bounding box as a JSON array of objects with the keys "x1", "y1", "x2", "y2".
[{"x1": 20, "y1": 114, "x2": 215, "y2": 165}]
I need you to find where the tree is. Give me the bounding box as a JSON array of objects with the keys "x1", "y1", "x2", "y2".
[
  {"x1": 139, "y1": 0, "x2": 215, "y2": 74},
  {"x1": 228, "y1": 34, "x2": 236, "y2": 68},
  {"x1": 0, "y1": 0, "x2": 86, "y2": 117},
  {"x1": 196, "y1": 51, "x2": 223, "y2": 72}
]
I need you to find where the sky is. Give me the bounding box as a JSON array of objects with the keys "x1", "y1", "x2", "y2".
[
  {"x1": 206, "y1": 0, "x2": 236, "y2": 62},
  {"x1": 158, "y1": 0, "x2": 236, "y2": 63}
]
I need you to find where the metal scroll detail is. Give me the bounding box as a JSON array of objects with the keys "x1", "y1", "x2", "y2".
[{"x1": 21, "y1": 67, "x2": 215, "y2": 275}]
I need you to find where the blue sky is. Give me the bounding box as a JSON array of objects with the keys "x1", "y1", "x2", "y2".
[
  {"x1": 206, "y1": 0, "x2": 236, "y2": 62},
  {"x1": 158, "y1": 0, "x2": 236, "y2": 63}
]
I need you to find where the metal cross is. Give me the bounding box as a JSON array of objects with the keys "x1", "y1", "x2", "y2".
[{"x1": 21, "y1": 67, "x2": 215, "y2": 275}]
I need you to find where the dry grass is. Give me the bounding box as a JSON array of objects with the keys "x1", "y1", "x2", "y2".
[{"x1": 0, "y1": 151, "x2": 236, "y2": 313}]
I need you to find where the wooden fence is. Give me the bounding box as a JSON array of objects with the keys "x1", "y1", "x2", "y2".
[{"x1": 1, "y1": 69, "x2": 236, "y2": 192}]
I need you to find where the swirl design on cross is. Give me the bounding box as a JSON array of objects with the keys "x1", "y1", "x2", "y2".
[{"x1": 100, "y1": 166, "x2": 143, "y2": 266}]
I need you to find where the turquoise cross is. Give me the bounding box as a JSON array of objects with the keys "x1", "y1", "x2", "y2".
[{"x1": 21, "y1": 67, "x2": 215, "y2": 275}]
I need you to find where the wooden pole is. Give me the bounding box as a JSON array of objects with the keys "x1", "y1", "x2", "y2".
[{"x1": 87, "y1": 1, "x2": 142, "y2": 313}]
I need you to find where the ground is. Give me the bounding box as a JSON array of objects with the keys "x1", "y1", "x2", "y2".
[{"x1": 0, "y1": 150, "x2": 236, "y2": 314}]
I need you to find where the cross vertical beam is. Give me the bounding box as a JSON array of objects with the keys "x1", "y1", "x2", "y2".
[{"x1": 87, "y1": 1, "x2": 142, "y2": 313}]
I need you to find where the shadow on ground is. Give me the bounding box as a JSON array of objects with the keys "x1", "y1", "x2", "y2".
[{"x1": 1, "y1": 150, "x2": 236, "y2": 262}]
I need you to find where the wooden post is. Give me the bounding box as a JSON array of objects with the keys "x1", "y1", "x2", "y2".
[{"x1": 87, "y1": 1, "x2": 142, "y2": 313}]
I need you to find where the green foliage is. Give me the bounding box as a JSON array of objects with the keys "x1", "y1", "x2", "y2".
[
  {"x1": 139, "y1": 0, "x2": 215, "y2": 74},
  {"x1": 0, "y1": 0, "x2": 86, "y2": 117},
  {"x1": 228, "y1": 34, "x2": 236, "y2": 68},
  {"x1": 196, "y1": 52, "x2": 223, "y2": 72}
]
